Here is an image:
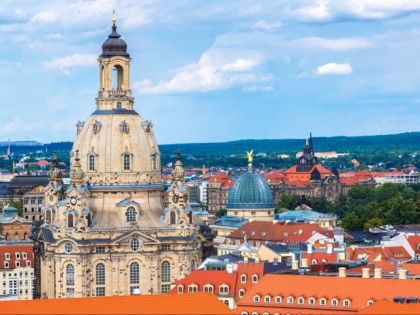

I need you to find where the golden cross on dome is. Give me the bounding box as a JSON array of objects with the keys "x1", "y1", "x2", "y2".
[{"x1": 112, "y1": 9, "x2": 116, "y2": 25}]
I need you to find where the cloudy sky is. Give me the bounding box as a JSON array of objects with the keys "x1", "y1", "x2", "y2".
[{"x1": 1, "y1": 0, "x2": 420, "y2": 144}]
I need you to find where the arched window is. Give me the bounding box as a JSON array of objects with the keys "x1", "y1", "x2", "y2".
[
  {"x1": 129, "y1": 262, "x2": 140, "y2": 295},
  {"x1": 264, "y1": 296, "x2": 271, "y2": 303},
  {"x1": 161, "y1": 261, "x2": 170, "y2": 283},
  {"x1": 320, "y1": 298, "x2": 327, "y2": 306},
  {"x1": 130, "y1": 262, "x2": 140, "y2": 284},
  {"x1": 309, "y1": 297, "x2": 316, "y2": 305},
  {"x1": 14, "y1": 232, "x2": 19, "y2": 241},
  {"x1": 96, "y1": 263, "x2": 105, "y2": 285},
  {"x1": 219, "y1": 285, "x2": 229, "y2": 294},
  {"x1": 254, "y1": 295, "x2": 260, "y2": 303},
  {"x1": 312, "y1": 259, "x2": 317, "y2": 265},
  {"x1": 275, "y1": 296, "x2": 282, "y2": 304},
  {"x1": 367, "y1": 300, "x2": 374, "y2": 306},
  {"x1": 24, "y1": 232, "x2": 28, "y2": 240},
  {"x1": 241, "y1": 275, "x2": 247, "y2": 283},
  {"x1": 331, "y1": 299, "x2": 338, "y2": 307},
  {"x1": 204, "y1": 285, "x2": 213, "y2": 293},
  {"x1": 298, "y1": 297, "x2": 305, "y2": 305},
  {"x1": 178, "y1": 285, "x2": 183, "y2": 293},
  {"x1": 287, "y1": 296, "x2": 294, "y2": 304},
  {"x1": 112, "y1": 65, "x2": 124, "y2": 90},
  {"x1": 343, "y1": 299, "x2": 351, "y2": 307},
  {"x1": 46, "y1": 210, "x2": 51, "y2": 223},
  {"x1": 117, "y1": 101, "x2": 122, "y2": 109},
  {"x1": 126, "y1": 207, "x2": 137, "y2": 222},
  {"x1": 239, "y1": 289, "x2": 245, "y2": 298},
  {"x1": 5, "y1": 233, "x2": 9, "y2": 241},
  {"x1": 252, "y1": 274, "x2": 258, "y2": 283},
  {"x1": 170, "y1": 211, "x2": 176, "y2": 225},
  {"x1": 224, "y1": 300, "x2": 229, "y2": 306},
  {"x1": 123, "y1": 154, "x2": 131, "y2": 170},
  {"x1": 66, "y1": 264, "x2": 75, "y2": 286},
  {"x1": 68, "y1": 213, "x2": 74, "y2": 228},
  {"x1": 152, "y1": 154, "x2": 157, "y2": 170},
  {"x1": 86, "y1": 213, "x2": 92, "y2": 227},
  {"x1": 89, "y1": 155, "x2": 95, "y2": 171},
  {"x1": 190, "y1": 259, "x2": 196, "y2": 271},
  {"x1": 188, "y1": 285, "x2": 198, "y2": 293}
]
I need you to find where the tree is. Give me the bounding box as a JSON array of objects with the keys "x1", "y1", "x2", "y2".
[
  {"x1": 9, "y1": 200, "x2": 23, "y2": 217},
  {"x1": 376, "y1": 183, "x2": 400, "y2": 203},
  {"x1": 215, "y1": 208, "x2": 227, "y2": 218},
  {"x1": 364, "y1": 217, "x2": 383, "y2": 231},
  {"x1": 341, "y1": 213, "x2": 361, "y2": 231}
]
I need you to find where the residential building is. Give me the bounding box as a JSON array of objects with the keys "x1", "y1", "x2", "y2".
[
  {"x1": 0, "y1": 204, "x2": 32, "y2": 243},
  {"x1": 207, "y1": 173, "x2": 235, "y2": 213},
  {"x1": 22, "y1": 185, "x2": 45, "y2": 222}
]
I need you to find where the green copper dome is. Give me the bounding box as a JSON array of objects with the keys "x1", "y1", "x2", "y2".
[{"x1": 227, "y1": 171, "x2": 275, "y2": 209}]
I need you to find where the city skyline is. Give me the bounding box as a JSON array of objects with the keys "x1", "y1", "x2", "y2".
[{"x1": 1, "y1": 1, "x2": 420, "y2": 144}]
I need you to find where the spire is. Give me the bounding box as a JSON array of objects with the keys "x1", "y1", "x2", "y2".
[
  {"x1": 49, "y1": 150, "x2": 62, "y2": 183},
  {"x1": 70, "y1": 150, "x2": 85, "y2": 186},
  {"x1": 171, "y1": 150, "x2": 185, "y2": 187}
]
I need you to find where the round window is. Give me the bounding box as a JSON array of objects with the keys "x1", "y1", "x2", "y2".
[
  {"x1": 64, "y1": 242, "x2": 73, "y2": 254},
  {"x1": 130, "y1": 238, "x2": 140, "y2": 252}
]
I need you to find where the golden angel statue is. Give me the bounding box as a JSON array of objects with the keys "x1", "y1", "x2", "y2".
[{"x1": 246, "y1": 150, "x2": 254, "y2": 167}]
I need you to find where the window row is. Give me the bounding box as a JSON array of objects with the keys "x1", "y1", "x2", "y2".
[
  {"x1": 252, "y1": 295, "x2": 352, "y2": 307},
  {"x1": 87, "y1": 154, "x2": 158, "y2": 171},
  {"x1": 178, "y1": 284, "x2": 230, "y2": 294},
  {"x1": 240, "y1": 274, "x2": 259, "y2": 283},
  {"x1": 3, "y1": 232, "x2": 29, "y2": 241}
]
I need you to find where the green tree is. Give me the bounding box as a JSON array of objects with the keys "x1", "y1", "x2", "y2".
[
  {"x1": 364, "y1": 217, "x2": 383, "y2": 231},
  {"x1": 376, "y1": 183, "x2": 400, "y2": 203},
  {"x1": 9, "y1": 200, "x2": 23, "y2": 217},
  {"x1": 341, "y1": 213, "x2": 362, "y2": 231},
  {"x1": 215, "y1": 208, "x2": 227, "y2": 218}
]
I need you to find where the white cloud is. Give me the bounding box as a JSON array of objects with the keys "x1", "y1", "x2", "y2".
[
  {"x1": 316, "y1": 62, "x2": 353, "y2": 75},
  {"x1": 253, "y1": 19, "x2": 282, "y2": 32},
  {"x1": 135, "y1": 54, "x2": 268, "y2": 94},
  {"x1": 42, "y1": 53, "x2": 97, "y2": 73},
  {"x1": 292, "y1": 36, "x2": 374, "y2": 50}
]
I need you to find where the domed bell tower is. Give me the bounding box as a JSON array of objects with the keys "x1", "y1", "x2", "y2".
[{"x1": 97, "y1": 16, "x2": 133, "y2": 111}]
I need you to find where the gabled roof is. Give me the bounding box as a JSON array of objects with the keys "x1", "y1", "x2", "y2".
[
  {"x1": 0, "y1": 245, "x2": 34, "y2": 269},
  {"x1": 0, "y1": 293, "x2": 234, "y2": 315}
]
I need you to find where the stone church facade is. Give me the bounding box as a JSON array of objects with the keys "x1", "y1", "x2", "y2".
[{"x1": 33, "y1": 19, "x2": 204, "y2": 299}]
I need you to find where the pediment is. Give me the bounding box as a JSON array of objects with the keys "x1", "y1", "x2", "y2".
[
  {"x1": 111, "y1": 230, "x2": 160, "y2": 245},
  {"x1": 116, "y1": 198, "x2": 140, "y2": 207}
]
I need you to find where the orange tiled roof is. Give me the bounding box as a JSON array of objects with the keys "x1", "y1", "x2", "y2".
[
  {"x1": 236, "y1": 273, "x2": 420, "y2": 314},
  {"x1": 407, "y1": 235, "x2": 420, "y2": 255},
  {"x1": 0, "y1": 293, "x2": 234, "y2": 315},
  {"x1": 0, "y1": 245, "x2": 33, "y2": 269},
  {"x1": 169, "y1": 270, "x2": 237, "y2": 296},
  {"x1": 358, "y1": 299, "x2": 420, "y2": 314},
  {"x1": 302, "y1": 251, "x2": 338, "y2": 265},
  {"x1": 236, "y1": 261, "x2": 265, "y2": 299}
]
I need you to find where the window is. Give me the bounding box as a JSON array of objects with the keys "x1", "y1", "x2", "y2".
[
  {"x1": 22, "y1": 253, "x2": 27, "y2": 259},
  {"x1": 287, "y1": 296, "x2": 294, "y2": 304},
  {"x1": 117, "y1": 102, "x2": 122, "y2": 109},
  {"x1": 252, "y1": 275, "x2": 258, "y2": 283},
  {"x1": 219, "y1": 285, "x2": 229, "y2": 294},
  {"x1": 275, "y1": 296, "x2": 282, "y2": 304},
  {"x1": 170, "y1": 211, "x2": 176, "y2": 225},
  {"x1": 66, "y1": 288, "x2": 74, "y2": 298},
  {"x1": 161, "y1": 284, "x2": 170, "y2": 294},
  {"x1": 254, "y1": 295, "x2": 260, "y2": 303},
  {"x1": 162, "y1": 244, "x2": 171, "y2": 251},
  {"x1": 96, "y1": 247, "x2": 105, "y2": 253},
  {"x1": 16, "y1": 253, "x2": 20, "y2": 259},
  {"x1": 89, "y1": 155, "x2": 95, "y2": 171},
  {"x1": 224, "y1": 300, "x2": 229, "y2": 306},
  {"x1": 45, "y1": 210, "x2": 51, "y2": 223},
  {"x1": 241, "y1": 275, "x2": 247, "y2": 283},
  {"x1": 204, "y1": 285, "x2": 213, "y2": 293},
  {"x1": 239, "y1": 289, "x2": 245, "y2": 298},
  {"x1": 14, "y1": 232, "x2": 19, "y2": 241},
  {"x1": 5, "y1": 253, "x2": 10, "y2": 260},
  {"x1": 343, "y1": 299, "x2": 351, "y2": 307},
  {"x1": 188, "y1": 285, "x2": 198, "y2": 293},
  {"x1": 64, "y1": 242, "x2": 73, "y2": 254},
  {"x1": 312, "y1": 259, "x2": 317, "y2": 265},
  {"x1": 26, "y1": 261, "x2": 31, "y2": 267},
  {"x1": 4, "y1": 262, "x2": 9, "y2": 268},
  {"x1": 123, "y1": 154, "x2": 131, "y2": 170},
  {"x1": 190, "y1": 259, "x2": 196, "y2": 271},
  {"x1": 96, "y1": 287, "x2": 105, "y2": 296},
  {"x1": 367, "y1": 300, "x2": 374, "y2": 306},
  {"x1": 298, "y1": 297, "x2": 305, "y2": 305},
  {"x1": 130, "y1": 238, "x2": 140, "y2": 252},
  {"x1": 130, "y1": 286, "x2": 140, "y2": 295},
  {"x1": 309, "y1": 298, "x2": 316, "y2": 305},
  {"x1": 129, "y1": 262, "x2": 140, "y2": 287},
  {"x1": 265, "y1": 296, "x2": 271, "y2": 303},
  {"x1": 66, "y1": 264, "x2": 75, "y2": 286},
  {"x1": 24, "y1": 232, "x2": 28, "y2": 240},
  {"x1": 15, "y1": 261, "x2": 20, "y2": 268},
  {"x1": 126, "y1": 206, "x2": 137, "y2": 222},
  {"x1": 8, "y1": 279, "x2": 18, "y2": 295},
  {"x1": 161, "y1": 261, "x2": 171, "y2": 283},
  {"x1": 320, "y1": 298, "x2": 327, "y2": 306},
  {"x1": 96, "y1": 263, "x2": 105, "y2": 285},
  {"x1": 331, "y1": 299, "x2": 338, "y2": 307},
  {"x1": 178, "y1": 285, "x2": 184, "y2": 293},
  {"x1": 5, "y1": 233, "x2": 9, "y2": 241},
  {"x1": 68, "y1": 213, "x2": 74, "y2": 228}
]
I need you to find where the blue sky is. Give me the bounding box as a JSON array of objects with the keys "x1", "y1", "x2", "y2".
[{"x1": 1, "y1": 1, "x2": 420, "y2": 144}]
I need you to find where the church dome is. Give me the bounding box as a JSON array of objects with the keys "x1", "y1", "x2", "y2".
[
  {"x1": 227, "y1": 171, "x2": 275, "y2": 209},
  {"x1": 101, "y1": 24, "x2": 129, "y2": 57}
]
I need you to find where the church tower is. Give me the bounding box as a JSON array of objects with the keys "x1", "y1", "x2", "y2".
[
  {"x1": 36, "y1": 17, "x2": 204, "y2": 300},
  {"x1": 296, "y1": 133, "x2": 318, "y2": 172}
]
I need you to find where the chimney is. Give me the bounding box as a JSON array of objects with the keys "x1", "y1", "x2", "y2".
[
  {"x1": 244, "y1": 255, "x2": 249, "y2": 265},
  {"x1": 226, "y1": 264, "x2": 234, "y2": 274},
  {"x1": 292, "y1": 260, "x2": 299, "y2": 270},
  {"x1": 399, "y1": 269, "x2": 407, "y2": 280},
  {"x1": 327, "y1": 244, "x2": 333, "y2": 255},
  {"x1": 374, "y1": 268, "x2": 382, "y2": 279},
  {"x1": 362, "y1": 268, "x2": 370, "y2": 278},
  {"x1": 307, "y1": 244, "x2": 313, "y2": 255},
  {"x1": 338, "y1": 267, "x2": 346, "y2": 278},
  {"x1": 255, "y1": 256, "x2": 260, "y2": 266},
  {"x1": 273, "y1": 220, "x2": 278, "y2": 224},
  {"x1": 350, "y1": 245, "x2": 356, "y2": 251},
  {"x1": 301, "y1": 258, "x2": 308, "y2": 268}
]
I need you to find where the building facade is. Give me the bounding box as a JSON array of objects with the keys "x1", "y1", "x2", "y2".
[
  {"x1": 22, "y1": 185, "x2": 45, "y2": 222},
  {"x1": 34, "y1": 19, "x2": 204, "y2": 300}
]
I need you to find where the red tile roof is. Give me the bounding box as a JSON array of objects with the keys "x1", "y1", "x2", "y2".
[
  {"x1": 237, "y1": 273, "x2": 420, "y2": 315},
  {"x1": 0, "y1": 293, "x2": 234, "y2": 315},
  {"x1": 236, "y1": 262, "x2": 265, "y2": 299},
  {"x1": 358, "y1": 299, "x2": 420, "y2": 315},
  {"x1": 0, "y1": 245, "x2": 33, "y2": 269},
  {"x1": 170, "y1": 270, "x2": 237, "y2": 296}
]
